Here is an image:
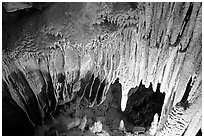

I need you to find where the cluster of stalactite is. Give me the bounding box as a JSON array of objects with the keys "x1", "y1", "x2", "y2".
[{"x1": 2, "y1": 2, "x2": 202, "y2": 136}]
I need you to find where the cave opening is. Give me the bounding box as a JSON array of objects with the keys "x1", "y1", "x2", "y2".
[{"x1": 124, "y1": 81, "x2": 165, "y2": 129}]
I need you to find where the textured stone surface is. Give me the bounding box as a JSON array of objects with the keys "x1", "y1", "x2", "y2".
[{"x1": 2, "y1": 2, "x2": 202, "y2": 136}]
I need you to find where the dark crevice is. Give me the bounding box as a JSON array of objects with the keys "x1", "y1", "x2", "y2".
[
  {"x1": 169, "y1": 2, "x2": 194, "y2": 49},
  {"x1": 124, "y1": 82, "x2": 165, "y2": 128},
  {"x1": 181, "y1": 77, "x2": 192, "y2": 103},
  {"x1": 196, "y1": 129, "x2": 202, "y2": 136},
  {"x1": 77, "y1": 71, "x2": 92, "y2": 98},
  {"x1": 66, "y1": 83, "x2": 72, "y2": 99},
  {"x1": 45, "y1": 71, "x2": 57, "y2": 116},
  {"x1": 96, "y1": 79, "x2": 106, "y2": 105},
  {"x1": 84, "y1": 73, "x2": 95, "y2": 99},
  {"x1": 179, "y1": 77, "x2": 193, "y2": 110},
  {"x1": 37, "y1": 69, "x2": 50, "y2": 112},
  {"x1": 110, "y1": 78, "x2": 122, "y2": 113},
  {"x1": 89, "y1": 76, "x2": 100, "y2": 104},
  {"x1": 57, "y1": 73, "x2": 65, "y2": 100}
]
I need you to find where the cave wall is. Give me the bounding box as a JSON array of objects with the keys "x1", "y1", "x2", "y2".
[{"x1": 2, "y1": 2, "x2": 202, "y2": 136}]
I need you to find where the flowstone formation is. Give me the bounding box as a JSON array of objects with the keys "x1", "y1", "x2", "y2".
[{"x1": 2, "y1": 2, "x2": 202, "y2": 136}]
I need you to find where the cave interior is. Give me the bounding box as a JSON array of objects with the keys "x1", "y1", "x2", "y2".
[{"x1": 2, "y1": 2, "x2": 202, "y2": 136}]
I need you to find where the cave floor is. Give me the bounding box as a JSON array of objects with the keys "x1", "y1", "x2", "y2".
[{"x1": 34, "y1": 88, "x2": 152, "y2": 136}]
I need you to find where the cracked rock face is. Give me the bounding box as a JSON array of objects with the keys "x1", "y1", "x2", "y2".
[{"x1": 2, "y1": 2, "x2": 202, "y2": 136}]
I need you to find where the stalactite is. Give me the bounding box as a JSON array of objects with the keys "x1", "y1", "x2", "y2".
[{"x1": 2, "y1": 2, "x2": 202, "y2": 136}]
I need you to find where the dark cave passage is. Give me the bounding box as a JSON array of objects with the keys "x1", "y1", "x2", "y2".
[
  {"x1": 107, "y1": 78, "x2": 165, "y2": 131},
  {"x1": 109, "y1": 78, "x2": 123, "y2": 113},
  {"x1": 124, "y1": 81, "x2": 165, "y2": 128}
]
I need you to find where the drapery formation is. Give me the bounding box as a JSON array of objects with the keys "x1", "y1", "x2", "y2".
[{"x1": 2, "y1": 2, "x2": 202, "y2": 136}]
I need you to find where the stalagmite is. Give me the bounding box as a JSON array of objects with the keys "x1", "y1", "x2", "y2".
[
  {"x1": 119, "y1": 120, "x2": 125, "y2": 131},
  {"x1": 149, "y1": 113, "x2": 159, "y2": 135}
]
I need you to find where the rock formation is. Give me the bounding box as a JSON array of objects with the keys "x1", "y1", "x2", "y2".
[{"x1": 2, "y1": 2, "x2": 202, "y2": 136}]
